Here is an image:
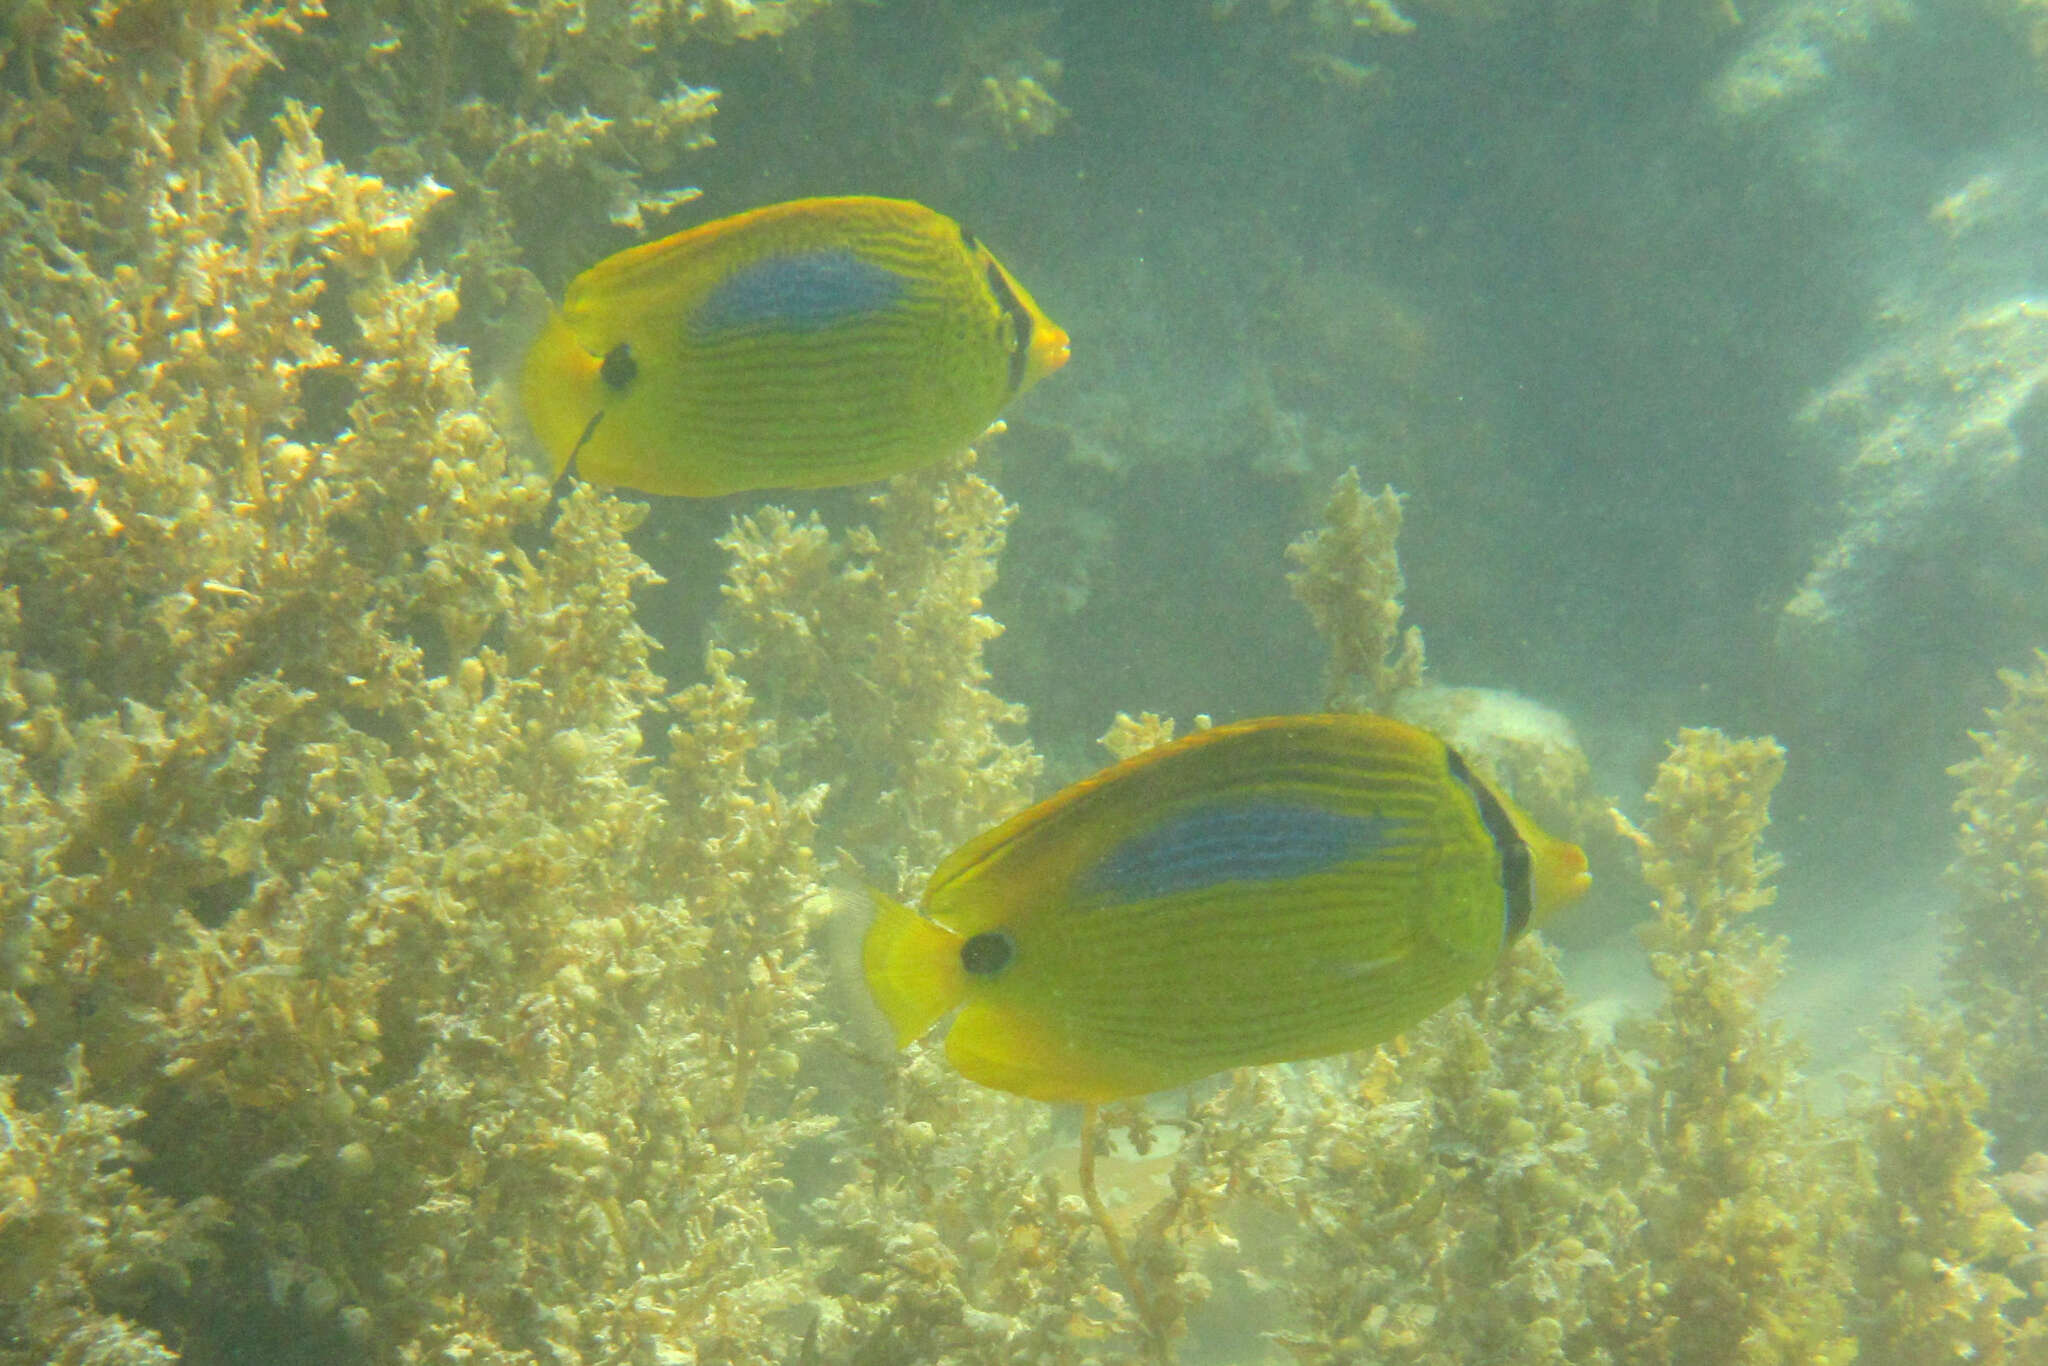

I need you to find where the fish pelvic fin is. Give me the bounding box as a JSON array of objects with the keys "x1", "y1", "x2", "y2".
[{"x1": 861, "y1": 891, "x2": 967, "y2": 1048}]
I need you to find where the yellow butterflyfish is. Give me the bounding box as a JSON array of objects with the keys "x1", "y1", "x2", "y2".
[
  {"x1": 518, "y1": 195, "x2": 1070, "y2": 497},
  {"x1": 862, "y1": 713, "x2": 1591, "y2": 1105}
]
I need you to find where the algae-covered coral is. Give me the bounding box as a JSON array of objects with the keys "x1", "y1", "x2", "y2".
[{"x1": 7, "y1": 2, "x2": 2048, "y2": 1364}]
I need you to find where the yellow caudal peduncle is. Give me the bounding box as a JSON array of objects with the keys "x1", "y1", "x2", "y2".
[
  {"x1": 517, "y1": 309, "x2": 603, "y2": 479},
  {"x1": 861, "y1": 891, "x2": 968, "y2": 1047}
]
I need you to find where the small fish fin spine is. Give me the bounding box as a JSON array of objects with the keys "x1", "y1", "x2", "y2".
[
  {"x1": 861, "y1": 892, "x2": 968, "y2": 1048},
  {"x1": 517, "y1": 309, "x2": 602, "y2": 478}
]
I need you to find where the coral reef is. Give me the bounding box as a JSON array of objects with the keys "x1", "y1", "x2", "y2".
[{"x1": 1719, "y1": 2, "x2": 2048, "y2": 753}]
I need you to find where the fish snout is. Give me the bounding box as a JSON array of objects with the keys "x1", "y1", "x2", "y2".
[
  {"x1": 1035, "y1": 323, "x2": 1072, "y2": 377},
  {"x1": 1533, "y1": 836, "x2": 1592, "y2": 922}
]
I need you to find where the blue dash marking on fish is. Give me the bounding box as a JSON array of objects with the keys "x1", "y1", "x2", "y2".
[
  {"x1": 1079, "y1": 801, "x2": 1405, "y2": 905},
  {"x1": 689, "y1": 248, "x2": 907, "y2": 339}
]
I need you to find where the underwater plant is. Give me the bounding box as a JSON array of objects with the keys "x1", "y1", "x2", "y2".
[
  {"x1": 10, "y1": 6, "x2": 2048, "y2": 1366},
  {"x1": 1948, "y1": 649, "x2": 2048, "y2": 1165},
  {"x1": 0, "y1": 6, "x2": 823, "y2": 1360},
  {"x1": 1615, "y1": 729, "x2": 1857, "y2": 1366},
  {"x1": 1847, "y1": 1005, "x2": 2043, "y2": 1366},
  {"x1": 1284, "y1": 467, "x2": 1425, "y2": 717}
]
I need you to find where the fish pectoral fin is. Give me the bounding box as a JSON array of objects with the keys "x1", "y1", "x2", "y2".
[{"x1": 1328, "y1": 952, "x2": 1407, "y2": 981}]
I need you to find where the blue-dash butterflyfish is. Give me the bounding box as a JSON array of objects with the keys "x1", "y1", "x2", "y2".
[
  {"x1": 861, "y1": 713, "x2": 1591, "y2": 1104},
  {"x1": 518, "y1": 196, "x2": 1070, "y2": 497}
]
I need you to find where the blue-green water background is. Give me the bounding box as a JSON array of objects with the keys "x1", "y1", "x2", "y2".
[
  {"x1": 8, "y1": 4, "x2": 2047, "y2": 1359},
  {"x1": 593, "y1": 0, "x2": 2048, "y2": 976}
]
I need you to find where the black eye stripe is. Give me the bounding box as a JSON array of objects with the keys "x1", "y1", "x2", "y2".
[
  {"x1": 982, "y1": 261, "x2": 1033, "y2": 395},
  {"x1": 1444, "y1": 746, "x2": 1533, "y2": 945}
]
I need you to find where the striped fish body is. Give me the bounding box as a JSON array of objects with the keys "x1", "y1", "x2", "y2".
[
  {"x1": 862, "y1": 714, "x2": 1591, "y2": 1103},
  {"x1": 519, "y1": 196, "x2": 1069, "y2": 496}
]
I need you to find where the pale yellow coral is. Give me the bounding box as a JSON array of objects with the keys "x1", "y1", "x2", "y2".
[
  {"x1": 1850, "y1": 1006, "x2": 2043, "y2": 1365},
  {"x1": 0, "y1": 8, "x2": 827, "y2": 1357},
  {"x1": 710, "y1": 447, "x2": 1043, "y2": 890},
  {"x1": 1948, "y1": 649, "x2": 2048, "y2": 1160},
  {"x1": 1097, "y1": 710, "x2": 1205, "y2": 762},
  {"x1": 1286, "y1": 466, "x2": 1425, "y2": 715},
  {"x1": 1618, "y1": 729, "x2": 1857, "y2": 1366}
]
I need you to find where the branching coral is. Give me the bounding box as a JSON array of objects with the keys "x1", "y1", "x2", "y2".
[{"x1": 930, "y1": 5, "x2": 1070, "y2": 149}]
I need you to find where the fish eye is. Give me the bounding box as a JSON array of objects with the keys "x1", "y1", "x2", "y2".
[
  {"x1": 960, "y1": 930, "x2": 1014, "y2": 976},
  {"x1": 599, "y1": 342, "x2": 638, "y2": 390}
]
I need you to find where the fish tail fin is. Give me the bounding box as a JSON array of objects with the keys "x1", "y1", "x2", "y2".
[{"x1": 860, "y1": 891, "x2": 967, "y2": 1048}]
